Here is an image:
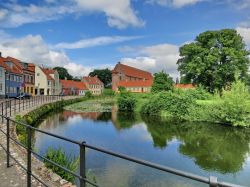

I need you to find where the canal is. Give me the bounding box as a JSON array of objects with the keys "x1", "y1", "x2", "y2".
[{"x1": 34, "y1": 109, "x2": 250, "y2": 187}]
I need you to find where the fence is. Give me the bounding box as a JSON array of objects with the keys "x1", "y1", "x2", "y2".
[{"x1": 0, "y1": 96, "x2": 244, "y2": 187}]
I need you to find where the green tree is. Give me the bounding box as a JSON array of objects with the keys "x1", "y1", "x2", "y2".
[
  {"x1": 151, "y1": 71, "x2": 174, "y2": 92},
  {"x1": 53, "y1": 67, "x2": 73, "y2": 80},
  {"x1": 177, "y1": 29, "x2": 250, "y2": 92},
  {"x1": 89, "y1": 68, "x2": 112, "y2": 88}
]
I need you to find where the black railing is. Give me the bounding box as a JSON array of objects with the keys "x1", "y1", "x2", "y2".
[{"x1": 0, "y1": 96, "x2": 245, "y2": 187}]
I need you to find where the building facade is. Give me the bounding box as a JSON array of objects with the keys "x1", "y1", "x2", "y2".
[
  {"x1": 6, "y1": 57, "x2": 35, "y2": 96},
  {"x1": 0, "y1": 66, "x2": 5, "y2": 98},
  {"x1": 82, "y1": 76, "x2": 104, "y2": 95},
  {"x1": 35, "y1": 67, "x2": 61, "y2": 95},
  {"x1": 112, "y1": 62, "x2": 153, "y2": 93},
  {"x1": 60, "y1": 79, "x2": 88, "y2": 96},
  {"x1": 0, "y1": 57, "x2": 23, "y2": 98}
]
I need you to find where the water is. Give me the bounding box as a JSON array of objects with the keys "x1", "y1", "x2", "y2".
[{"x1": 34, "y1": 110, "x2": 250, "y2": 187}]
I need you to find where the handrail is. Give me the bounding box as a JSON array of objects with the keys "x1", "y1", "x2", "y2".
[{"x1": 0, "y1": 96, "x2": 246, "y2": 187}]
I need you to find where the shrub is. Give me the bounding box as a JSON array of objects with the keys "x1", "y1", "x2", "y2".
[
  {"x1": 215, "y1": 80, "x2": 250, "y2": 126},
  {"x1": 102, "y1": 89, "x2": 115, "y2": 96},
  {"x1": 118, "y1": 86, "x2": 126, "y2": 92},
  {"x1": 85, "y1": 91, "x2": 93, "y2": 98},
  {"x1": 44, "y1": 147, "x2": 79, "y2": 183},
  {"x1": 141, "y1": 92, "x2": 196, "y2": 120},
  {"x1": 117, "y1": 92, "x2": 136, "y2": 111}
]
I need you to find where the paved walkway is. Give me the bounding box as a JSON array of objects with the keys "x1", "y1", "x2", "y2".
[{"x1": 0, "y1": 96, "x2": 80, "y2": 187}]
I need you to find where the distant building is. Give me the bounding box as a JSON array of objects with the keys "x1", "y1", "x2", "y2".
[
  {"x1": 0, "y1": 66, "x2": 5, "y2": 98},
  {"x1": 6, "y1": 57, "x2": 35, "y2": 96},
  {"x1": 0, "y1": 56, "x2": 23, "y2": 98},
  {"x1": 112, "y1": 62, "x2": 153, "y2": 93},
  {"x1": 60, "y1": 79, "x2": 88, "y2": 96},
  {"x1": 35, "y1": 66, "x2": 61, "y2": 95},
  {"x1": 175, "y1": 84, "x2": 196, "y2": 89},
  {"x1": 82, "y1": 76, "x2": 104, "y2": 95}
]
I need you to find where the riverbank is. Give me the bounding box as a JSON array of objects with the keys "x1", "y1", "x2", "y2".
[{"x1": 0, "y1": 96, "x2": 85, "y2": 187}]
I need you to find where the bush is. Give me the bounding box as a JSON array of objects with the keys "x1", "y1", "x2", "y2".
[
  {"x1": 141, "y1": 92, "x2": 196, "y2": 120},
  {"x1": 117, "y1": 92, "x2": 136, "y2": 111},
  {"x1": 188, "y1": 80, "x2": 250, "y2": 126},
  {"x1": 85, "y1": 91, "x2": 93, "y2": 98},
  {"x1": 215, "y1": 80, "x2": 250, "y2": 126},
  {"x1": 44, "y1": 147, "x2": 79, "y2": 183},
  {"x1": 102, "y1": 89, "x2": 115, "y2": 96}
]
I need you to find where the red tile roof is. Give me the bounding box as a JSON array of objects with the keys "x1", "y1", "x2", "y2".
[
  {"x1": 113, "y1": 63, "x2": 153, "y2": 80},
  {"x1": 6, "y1": 57, "x2": 35, "y2": 73},
  {"x1": 118, "y1": 80, "x2": 153, "y2": 87},
  {"x1": 83, "y1": 76, "x2": 104, "y2": 85},
  {"x1": 175, "y1": 84, "x2": 196, "y2": 89},
  {"x1": 40, "y1": 68, "x2": 55, "y2": 80},
  {"x1": 0, "y1": 57, "x2": 22, "y2": 74},
  {"x1": 60, "y1": 80, "x2": 88, "y2": 90}
]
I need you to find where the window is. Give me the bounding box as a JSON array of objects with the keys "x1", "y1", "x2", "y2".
[
  {"x1": 0, "y1": 69, "x2": 2, "y2": 77},
  {"x1": 6, "y1": 73, "x2": 9, "y2": 80},
  {"x1": 48, "y1": 81, "x2": 50, "y2": 86},
  {"x1": 37, "y1": 73, "x2": 40, "y2": 76},
  {"x1": 0, "y1": 83, "x2": 2, "y2": 91}
]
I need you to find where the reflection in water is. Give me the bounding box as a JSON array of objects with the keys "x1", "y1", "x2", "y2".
[
  {"x1": 34, "y1": 110, "x2": 250, "y2": 186},
  {"x1": 143, "y1": 116, "x2": 250, "y2": 174}
]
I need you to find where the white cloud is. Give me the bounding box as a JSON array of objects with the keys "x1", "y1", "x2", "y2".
[
  {"x1": 0, "y1": 32, "x2": 93, "y2": 76},
  {"x1": 54, "y1": 36, "x2": 141, "y2": 49},
  {"x1": 146, "y1": 0, "x2": 205, "y2": 8},
  {"x1": 0, "y1": 0, "x2": 144, "y2": 29},
  {"x1": 120, "y1": 43, "x2": 180, "y2": 79},
  {"x1": 75, "y1": 0, "x2": 144, "y2": 29},
  {"x1": 236, "y1": 27, "x2": 250, "y2": 48}
]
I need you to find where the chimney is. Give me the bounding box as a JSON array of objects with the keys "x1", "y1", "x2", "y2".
[
  {"x1": 65, "y1": 77, "x2": 67, "y2": 80},
  {"x1": 0, "y1": 52, "x2": 2, "y2": 57}
]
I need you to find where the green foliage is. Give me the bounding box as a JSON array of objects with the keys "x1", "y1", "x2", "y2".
[
  {"x1": 102, "y1": 89, "x2": 115, "y2": 96},
  {"x1": 118, "y1": 86, "x2": 126, "y2": 92},
  {"x1": 141, "y1": 92, "x2": 196, "y2": 120},
  {"x1": 85, "y1": 91, "x2": 93, "y2": 98},
  {"x1": 188, "y1": 80, "x2": 250, "y2": 126},
  {"x1": 117, "y1": 92, "x2": 136, "y2": 112},
  {"x1": 89, "y1": 68, "x2": 112, "y2": 88},
  {"x1": 174, "y1": 86, "x2": 212, "y2": 100},
  {"x1": 178, "y1": 29, "x2": 250, "y2": 92},
  {"x1": 44, "y1": 147, "x2": 79, "y2": 183},
  {"x1": 151, "y1": 71, "x2": 174, "y2": 92},
  {"x1": 53, "y1": 67, "x2": 73, "y2": 80}
]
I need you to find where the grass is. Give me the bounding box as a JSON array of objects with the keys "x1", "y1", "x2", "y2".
[{"x1": 64, "y1": 97, "x2": 116, "y2": 112}]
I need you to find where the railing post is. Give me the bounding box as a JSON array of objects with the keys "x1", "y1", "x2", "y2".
[
  {"x1": 209, "y1": 176, "x2": 217, "y2": 187},
  {"x1": 19, "y1": 98, "x2": 21, "y2": 112},
  {"x1": 23, "y1": 98, "x2": 24, "y2": 110},
  {"x1": 79, "y1": 142, "x2": 86, "y2": 187},
  {"x1": 10, "y1": 100, "x2": 11, "y2": 116},
  {"x1": 5, "y1": 101, "x2": 7, "y2": 118},
  {"x1": 27, "y1": 126, "x2": 32, "y2": 187},
  {"x1": 14, "y1": 99, "x2": 16, "y2": 113},
  {"x1": 2, "y1": 103, "x2": 3, "y2": 123},
  {"x1": 6, "y1": 117, "x2": 10, "y2": 168}
]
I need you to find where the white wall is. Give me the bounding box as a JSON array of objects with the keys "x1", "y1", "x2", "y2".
[
  {"x1": 35, "y1": 66, "x2": 48, "y2": 95},
  {"x1": 0, "y1": 67, "x2": 5, "y2": 97}
]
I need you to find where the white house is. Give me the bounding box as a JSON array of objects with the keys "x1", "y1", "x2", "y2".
[{"x1": 0, "y1": 66, "x2": 5, "y2": 98}]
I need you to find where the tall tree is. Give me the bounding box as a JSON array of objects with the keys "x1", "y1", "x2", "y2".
[
  {"x1": 89, "y1": 68, "x2": 112, "y2": 88},
  {"x1": 53, "y1": 67, "x2": 73, "y2": 80},
  {"x1": 177, "y1": 29, "x2": 250, "y2": 92},
  {"x1": 152, "y1": 71, "x2": 174, "y2": 92}
]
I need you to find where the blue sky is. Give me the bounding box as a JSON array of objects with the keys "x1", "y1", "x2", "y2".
[{"x1": 0, "y1": 0, "x2": 250, "y2": 78}]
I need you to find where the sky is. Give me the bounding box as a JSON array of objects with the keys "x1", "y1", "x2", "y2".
[{"x1": 0, "y1": 0, "x2": 250, "y2": 79}]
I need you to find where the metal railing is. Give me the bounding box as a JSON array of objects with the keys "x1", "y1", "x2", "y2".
[{"x1": 0, "y1": 96, "x2": 245, "y2": 187}]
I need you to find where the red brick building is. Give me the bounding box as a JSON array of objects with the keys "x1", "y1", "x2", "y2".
[{"x1": 112, "y1": 62, "x2": 153, "y2": 93}]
